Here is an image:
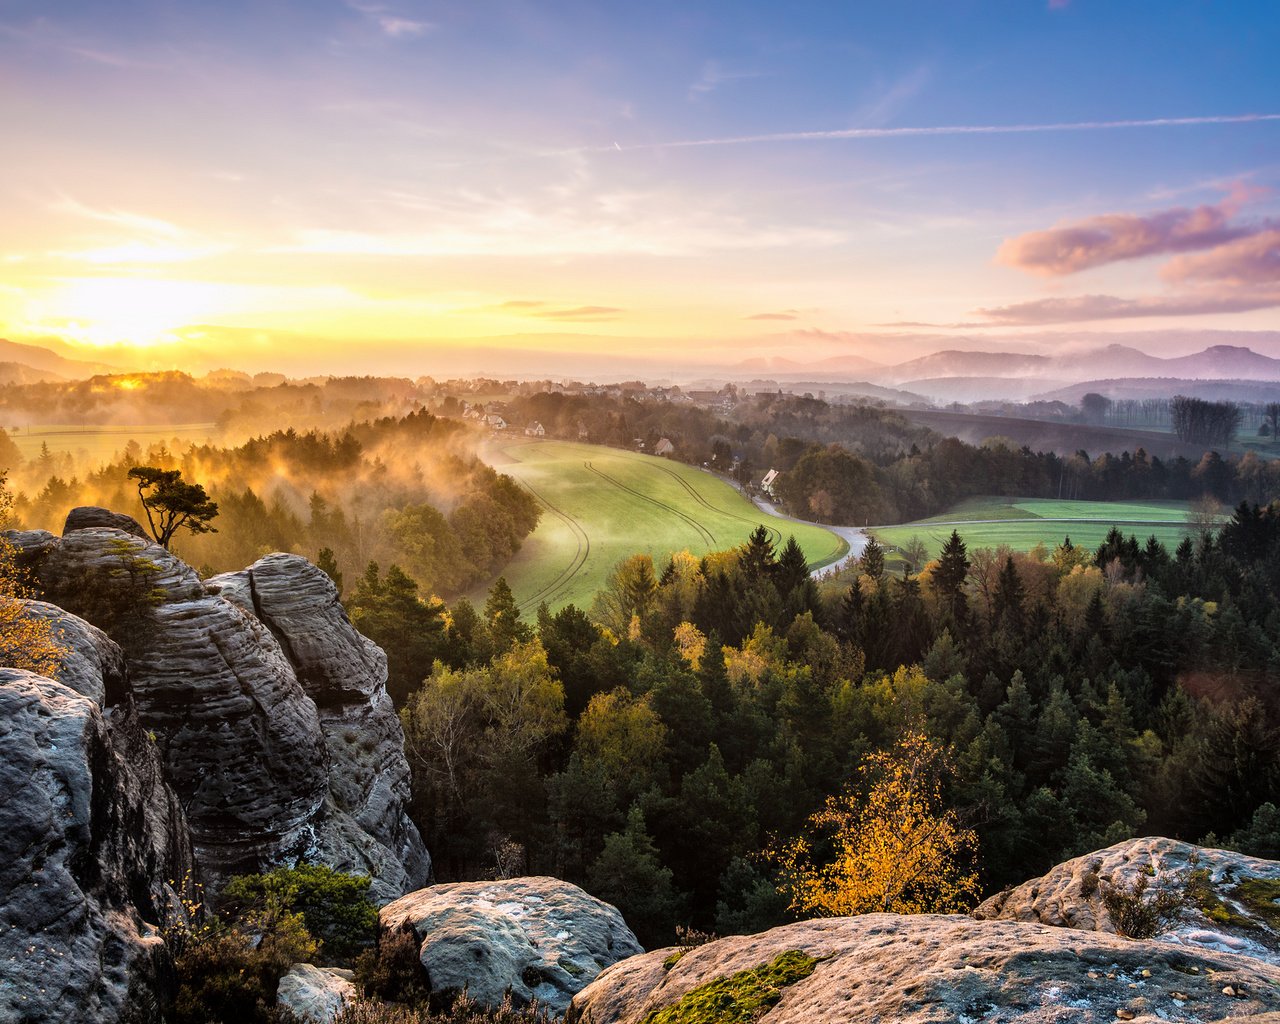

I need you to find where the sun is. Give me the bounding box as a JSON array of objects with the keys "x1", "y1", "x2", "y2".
[{"x1": 24, "y1": 277, "x2": 243, "y2": 348}]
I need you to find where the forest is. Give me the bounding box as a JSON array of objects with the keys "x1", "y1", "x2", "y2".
[
  {"x1": 3, "y1": 408, "x2": 539, "y2": 597},
  {"x1": 349, "y1": 503, "x2": 1280, "y2": 947}
]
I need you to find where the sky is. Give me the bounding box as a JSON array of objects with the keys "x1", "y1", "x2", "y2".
[{"x1": 1, "y1": 0, "x2": 1278, "y2": 376}]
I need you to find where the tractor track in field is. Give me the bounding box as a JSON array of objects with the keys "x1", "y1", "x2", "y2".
[
  {"x1": 653, "y1": 464, "x2": 783, "y2": 548},
  {"x1": 583, "y1": 460, "x2": 718, "y2": 548},
  {"x1": 512, "y1": 478, "x2": 591, "y2": 612}
]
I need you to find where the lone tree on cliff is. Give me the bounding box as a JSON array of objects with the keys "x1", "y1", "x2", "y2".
[{"x1": 128, "y1": 466, "x2": 219, "y2": 549}]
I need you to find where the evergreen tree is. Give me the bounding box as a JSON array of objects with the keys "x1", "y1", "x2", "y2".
[{"x1": 859, "y1": 536, "x2": 885, "y2": 581}]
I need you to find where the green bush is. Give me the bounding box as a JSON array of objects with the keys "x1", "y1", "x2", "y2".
[
  {"x1": 170, "y1": 907, "x2": 316, "y2": 1024},
  {"x1": 224, "y1": 864, "x2": 379, "y2": 963}
]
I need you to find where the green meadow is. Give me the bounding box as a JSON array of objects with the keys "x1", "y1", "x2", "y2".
[
  {"x1": 475, "y1": 438, "x2": 847, "y2": 613},
  {"x1": 6, "y1": 423, "x2": 218, "y2": 464},
  {"x1": 871, "y1": 495, "x2": 1206, "y2": 561}
]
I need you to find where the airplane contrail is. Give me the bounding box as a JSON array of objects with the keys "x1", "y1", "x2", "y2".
[{"x1": 599, "y1": 112, "x2": 1280, "y2": 152}]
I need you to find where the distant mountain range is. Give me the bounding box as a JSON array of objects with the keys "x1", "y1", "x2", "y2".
[
  {"x1": 736, "y1": 345, "x2": 1280, "y2": 387},
  {"x1": 0, "y1": 338, "x2": 121, "y2": 379}
]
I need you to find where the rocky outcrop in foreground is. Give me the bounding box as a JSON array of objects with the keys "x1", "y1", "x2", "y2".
[
  {"x1": 380, "y1": 877, "x2": 644, "y2": 1015},
  {"x1": 276, "y1": 963, "x2": 357, "y2": 1024},
  {"x1": 570, "y1": 913, "x2": 1280, "y2": 1024},
  {"x1": 13, "y1": 511, "x2": 428, "y2": 899},
  {"x1": 975, "y1": 836, "x2": 1280, "y2": 965},
  {"x1": 0, "y1": 664, "x2": 193, "y2": 1024}
]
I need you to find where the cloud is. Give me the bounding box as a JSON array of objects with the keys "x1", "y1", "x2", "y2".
[
  {"x1": 1162, "y1": 228, "x2": 1280, "y2": 286},
  {"x1": 467, "y1": 300, "x2": 621, "y2": 321},
  {"x1": 747, "y1": 311, "x2": 799, "y2": 321},
  {"x1": 599, "y1": 113, "x2": 1280, "y2": 153},
  {"x1": 996, "y1": 196, "x2": 1267, "y2": 276},
  {"x1": 51, "y1": 196, "x2": 184, "y2": 239},
  {"x1": 974, "y1": 291, "x2": 1280, "y2": 325},
  {"x1": 848, "y1": 65, "x2": 932, "y2": 129},
  {"x1": 346, "y1": 2, "x2": 431, "y2": 38},
  {"x1": 688, "y1": 60, "x2": 762, "y2": 99},
  {"x1": 530, "y1": 305, "x2": 623, "y2": 321}
]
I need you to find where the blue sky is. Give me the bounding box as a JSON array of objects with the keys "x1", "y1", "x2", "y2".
[{"x1": 0, "y1": 0, "x2": 1277, "y2": 373}]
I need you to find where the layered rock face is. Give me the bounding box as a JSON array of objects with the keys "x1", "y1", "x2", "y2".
[
  {"x1": 570, "y1": 913, "x2": 1280, "y2": 1024},
  {"x1": 209, "y1": 553, "x2": 430, "y2": 900},
  {"x1": 0, "y1": 663, "x2": 193, "y2": 1024},
  {"x1": 975, "y1": 836, "x2": 1280, "y2": 965},
  {"x1": 380, "y1": 877, "x2": 644, "y2": 1015},
  {"x1": 12, "y1": 511, "x2": 428, "y2": 900}
]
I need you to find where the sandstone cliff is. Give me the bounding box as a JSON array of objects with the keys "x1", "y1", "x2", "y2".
[{"x1": 8, "y1": 509, "x2": 429, "y2": 900}]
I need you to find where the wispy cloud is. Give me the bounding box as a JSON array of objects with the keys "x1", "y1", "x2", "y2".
[
  {"x1": 688, "y1": 60, "x2": 763, "y2": 100},
  {"x1": 468, "y1": 300, "x2": 622, "y2": 322},
  {"x1": 997, "y1": 201, "x2": 1261, "y2": 276},
  {"x1": 602, "y1": 113, "x2": 1280, "y2": 152},
  {"x1": 531, "y1": 305, "x2": 622, "y2": 322},
  {"x1": 974, "y1": 290, "x2": 1280, "y2": 325},
  {"x1": 747, "y1": 310, "x2": 800, "y2": 321},
  {"x1": 848, "y1": 65, "x2": 932, "y2": 129},
  {"x1": 346, "y1": 2, "x2": 431, "y2": 38},
  {"x1": 51, "y1": 196, "x2": 184, "y2": 239}
]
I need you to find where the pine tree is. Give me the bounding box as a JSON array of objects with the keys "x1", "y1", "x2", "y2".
[
  {"x1": 774, "y1": 535, "x2": 810, "y2": 597},
  {"x1": 933, "y1": 530, "x2": 970, "y2": 622},
  {"x1": 859, "y1": 536, "x2": 885, "y2": 581}
]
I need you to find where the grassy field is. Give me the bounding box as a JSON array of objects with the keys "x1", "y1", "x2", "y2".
[
  {"x1": 6, "y1": 423, "x2": 219, "y2": 463},
  {"x1": 871, "y1": 496, "x2": 1206, "y2": 561},
  {"x1": 473, "y1": 438, "x2": 847, "y2": 613}
]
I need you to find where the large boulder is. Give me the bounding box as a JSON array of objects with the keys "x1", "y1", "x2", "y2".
[
  {"x1": 569, "y1": 913, "x2": 1280, "y2": 1024},
  {"x1": 209, "y1": 553, "x2": 430, "y2": 899},
  {"x1": 380, "y1": 877, "x2": 643, "y2": 1015},
  {"x1": 975, "y1": 837, "x2": 1280, "y2": 966},
  {"x1": 276, "y1": 963, "x2": 358, "y2": 1024},
  {"x1": 0, "y1": 668, "x2": 193, "y2": 1024},
  {"x1": 63, "y1": 505, "x2": 149, "y2": 540}
]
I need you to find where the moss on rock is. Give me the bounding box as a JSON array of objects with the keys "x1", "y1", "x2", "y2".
[{"x1": 641, "y1": 950, "x2": 820, "y2": 1024}]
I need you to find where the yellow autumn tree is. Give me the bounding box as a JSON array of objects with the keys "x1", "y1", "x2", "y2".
[
  {"x1": 0, "y1": 477, "x2": 66, "y2": 676},
  {"x1": 769, "y1": 730, "x2": 980, "y2": 917}
]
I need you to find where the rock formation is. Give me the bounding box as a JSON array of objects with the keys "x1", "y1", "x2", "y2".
[
  {"x1": 975, "y1": 836, "x2": 1280, "y2": 965},
  {"x1": 63, "y1": 505, "x2": 149, "y2": 539},
  {"x1": 209, "y1": 553, "x2": 431, "y2": 899},
  {"x1": 380, "y1": 877, "x2": 644, "y2": 1015},
  {"x1": 569, "y1": 913, "x2": 1280, "y2": 1024},
  {"x1": 6, "y1": 512, "x2": 428, "y2": 901},
  {"x1": 0, "y1": 663, "x2": 193, "y2": 1024},
  {"x1": 276, "y1": 963, "x2": 358, "y2": 1024}
]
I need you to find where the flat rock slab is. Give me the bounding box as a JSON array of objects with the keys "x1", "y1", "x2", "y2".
[
  {"x1": 381, "y1": 876, "x2": 643, "y2": 1015},
  {"x1": 570, "y1": 914, "x2": 1280, "y2": 1024}
]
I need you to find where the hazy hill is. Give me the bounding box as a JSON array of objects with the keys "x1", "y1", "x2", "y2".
[
  {"x1": 0, "y1": 361, "x2": 64, "y2": 385},
  {"x1": 1034, "y1": 377, "x2": 1280, "y2": 404},
  {"x1": 732, "y1": 344, "x2": 1280, "y2": 398},
  {"x1": 0, "y1": 338, "x2": 120, "y2": 379}
]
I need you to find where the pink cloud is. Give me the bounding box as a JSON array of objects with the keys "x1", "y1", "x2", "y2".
[
  {"x1": 975, "y1": 290, "x2": 1280, "y2": 325},
  {"x1": 1162, "y1": 228, "x2": 1280, "y2": 286},
  {"x1": 996, "y1": 201, "x2": 1257, "y2": 276},
  {"x1": 746, "y1": 311, "x2": 799, "y2": 321}
]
